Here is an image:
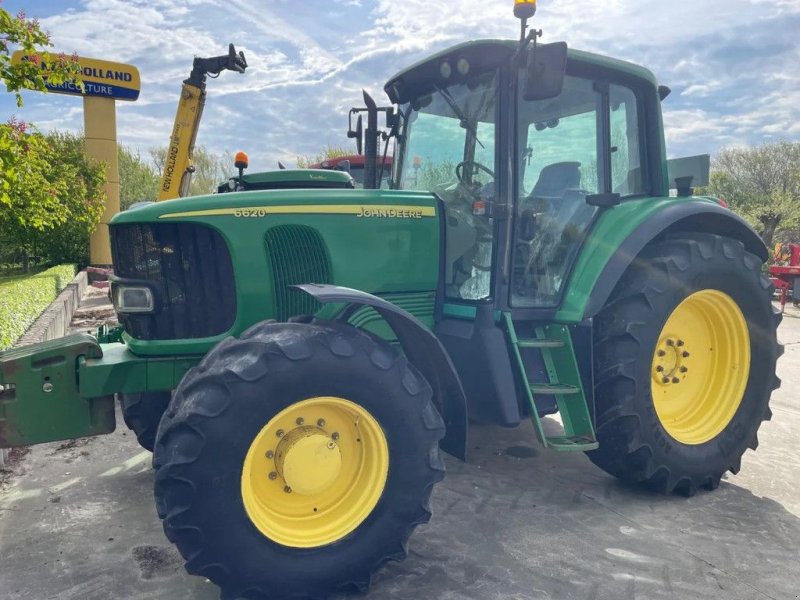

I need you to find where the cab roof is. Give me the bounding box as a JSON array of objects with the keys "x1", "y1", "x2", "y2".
[{"x1": 384, "y1": 39, "x2": 658, "y2": 104}]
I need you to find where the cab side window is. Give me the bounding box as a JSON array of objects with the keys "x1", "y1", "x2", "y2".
[{"x1": 609, "y1": 84, "x2": 644, "y2": 196}]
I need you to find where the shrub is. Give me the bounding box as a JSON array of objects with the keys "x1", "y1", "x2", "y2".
[
  {"x1": 0, "y1": 263, "x2": 76, "y2": 350},
  {"x1": 0, "y1": 127, "x2": 105, "y2": 269}
]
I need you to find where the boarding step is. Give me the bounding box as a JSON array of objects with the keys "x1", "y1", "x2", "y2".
[
  {"x1": 517, "y1": 338, "x2": 565, "y2": 349},
  {"x1": 503, "y1": 313, "x2": 598, "y2": 453},
  {"x1": 529, "y1": 383, "x2": 580, "y2": 395},
  {"x1": 546, "y1": 435, "x2": 599, "y2": 452}
]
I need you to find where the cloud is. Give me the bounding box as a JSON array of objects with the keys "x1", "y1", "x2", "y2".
[{"x1": 0, "y1": 0, "x2": 797, "y2": 172}]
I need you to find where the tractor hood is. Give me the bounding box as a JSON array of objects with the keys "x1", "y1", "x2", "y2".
[
  {"x1": 217, "y1": 168, "x2": 355, "y2": 193},
  {"x1": 111, "y1": 188, "x2": 437, "y2": 225},
  {"x1": 107, "y1": 188, "x2": 441, "y2": 356}
]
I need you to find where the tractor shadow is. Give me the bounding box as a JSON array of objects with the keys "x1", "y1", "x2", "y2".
[
  {"x1": 10, "y1": 410, "x2": 794, "y2": 600},
  {"x1": 357, "y1": 419, "x2": 800, "y2": 600}
]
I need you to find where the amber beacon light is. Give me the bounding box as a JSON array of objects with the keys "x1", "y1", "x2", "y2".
[
  {"x1": 234, "y1": 151, "x2": 249, "y2": 170},
  {"x1": 514, "y1": 0, "x2": 537, "y2": 19}
]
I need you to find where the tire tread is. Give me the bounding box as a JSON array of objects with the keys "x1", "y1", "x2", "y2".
[
  {"x1": 153, "y1": 321, "x2": 444, "y2": 599},
  {"x1": 588, "y1": 233, "x2": 782, "y2": 496}
]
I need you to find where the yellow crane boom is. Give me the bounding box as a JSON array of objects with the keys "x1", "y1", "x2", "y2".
[{"x1": 158, "y1": 44, "x2": 247, "y2": 201}]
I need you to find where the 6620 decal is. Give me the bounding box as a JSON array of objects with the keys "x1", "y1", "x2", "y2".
[{"x1": 234, "y1": 208, "x2": 269, "y2": 218}]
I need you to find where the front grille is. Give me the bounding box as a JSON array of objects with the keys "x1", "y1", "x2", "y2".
[
  {"x1": 110, "y1": 222, "x2": 236, "y2": 340},
  {"x1": 265, "y1": 225, "x2": 332, "y2": 321}
]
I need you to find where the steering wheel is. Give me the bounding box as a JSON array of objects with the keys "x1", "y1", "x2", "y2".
[{"x1": 455, "y1": 160, "x2": 495, "y2": 187}]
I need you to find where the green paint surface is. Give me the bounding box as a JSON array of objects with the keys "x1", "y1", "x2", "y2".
[
  {"x1": 0, "y1": 334, "x2": 114, "y2": 448},
  {"x1": 556, "y1": 196, "x2": 718, "y2": 322},
  {"x1": 239, "y1": 169, "x2": 352, "y2": 186},
  {"x1": 113, "y1": 189, "x2": 440, "y2": 356}
]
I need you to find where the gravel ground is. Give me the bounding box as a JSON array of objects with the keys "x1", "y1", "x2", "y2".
[{"x1": 1, "y1": 295, "x2": 799, "y2": 600}]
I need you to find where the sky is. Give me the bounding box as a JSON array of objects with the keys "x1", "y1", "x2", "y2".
[{"x1": 2, "y1": 0, "x2": 799, "y2": 174}]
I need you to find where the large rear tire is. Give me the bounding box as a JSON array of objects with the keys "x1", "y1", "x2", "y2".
[
  {"x1": 153, "y1": 320, "x2": 445, "y2": 599},
  {"x1": 588, "y1": 233, "x2": 782, "y2": 495}
]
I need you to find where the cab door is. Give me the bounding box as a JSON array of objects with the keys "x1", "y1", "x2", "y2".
[{"x1": 509, "y1": 71, "x2": 647, "y2": 309}]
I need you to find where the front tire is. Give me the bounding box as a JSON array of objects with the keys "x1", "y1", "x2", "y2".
[
  {"x1": 588, "y1": 233, "x2": 782, "y2": 495},
  {"x1": 153, "y1": 321, "x2": 445, "y2": 599},
  {"x1": 120, "y1": 391, "x2": 170, "y2": 451}
]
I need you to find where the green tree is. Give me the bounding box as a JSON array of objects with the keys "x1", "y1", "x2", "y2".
[
  {"x1": 709, "y1": 141, "x2": 800, "y2": 249},
  {"x1": 0, "y1": 128, "x2": 105, "y2": 268},
  {"x1": 189, "y1": 147, "x2": 231, "y2": 195},
  {"x1": 119, "y1": 145, "x2": 159, "y2": 210},
  {"x1": 33, "y1": 132, "x2": 106, "y2": 265},
  {"x1": 0, "y1": 6, "x2": 84, "y2": 265},
  {"x1": 0, "y1": 8, "x2": 82, "y2": 107},
  {"x1": 150, "y1": 145, "x2": 231, "y2": 196},
  {"x1": 296, "y1": 146, "x2": 351, "y2": 169}
]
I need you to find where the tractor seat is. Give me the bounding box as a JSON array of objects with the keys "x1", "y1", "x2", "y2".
[{"x1": 526, "y1": 161, "x2": 581, "y2": 205}]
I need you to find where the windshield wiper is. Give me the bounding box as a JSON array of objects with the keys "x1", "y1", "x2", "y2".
[{"x1": 435, "y1": 86, "x2": 485, "y2": 150}]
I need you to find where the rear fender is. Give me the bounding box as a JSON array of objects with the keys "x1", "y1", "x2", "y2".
[
  {"x1": 294, "y1": 284, "x2": 468, "y2": 460},
  {"x1": 559, "y1": 200, "x2": 767, "y2": 322}
]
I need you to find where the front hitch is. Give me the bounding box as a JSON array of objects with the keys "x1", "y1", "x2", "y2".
[{"x1": 0, "y1": 334, "x2": 115, "y2": 448}]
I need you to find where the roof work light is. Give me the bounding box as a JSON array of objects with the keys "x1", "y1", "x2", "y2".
[
  {"x1": 234, "y1": 150, "x2": 249, "y2": 180},
  {"x1": 234, "y1": 151, "x2": 249, "y2": 170},
  {"x1": 514, "y1": 0, "x2": 537, "y2": 19}
]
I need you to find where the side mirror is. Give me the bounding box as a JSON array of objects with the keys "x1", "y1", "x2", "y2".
[
  {"x1": 348, "y1": 114, "x2": 364, "y2": 155},
  {"x1": 523, "y1": 42, "x2": 568, "y2": 101},
  {"x1": 336, "y1": 160, "x2": 351, "y2": 174},
  {"x1": 385, "y1": 107, "x2": 397, "y2": 130}
]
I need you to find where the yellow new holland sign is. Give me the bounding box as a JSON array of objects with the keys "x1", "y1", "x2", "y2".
[{"x1": 12, "y1": 52, "x2": 141, "y2": 101}]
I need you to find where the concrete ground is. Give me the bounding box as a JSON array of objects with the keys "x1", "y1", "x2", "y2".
[{"x1": 1, "y1": 296, "x2": 799, "y2": 600}]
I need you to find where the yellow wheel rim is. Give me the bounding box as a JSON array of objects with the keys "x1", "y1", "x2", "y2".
[
  {"x1": 241, "y1": 396, "x2": 389, "y2": 548},
  {"x1": 651, "y1": 289, "x2": 750, "y2": 445}
]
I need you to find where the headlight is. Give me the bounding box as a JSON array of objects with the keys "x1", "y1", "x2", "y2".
[{"x1": 111, "y1": 283, "x2": 155, "y2": 314}]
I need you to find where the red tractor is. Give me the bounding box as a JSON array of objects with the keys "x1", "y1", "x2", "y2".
[{"x1": 310, "y1": 154, "x2": 393, "y2": 188}]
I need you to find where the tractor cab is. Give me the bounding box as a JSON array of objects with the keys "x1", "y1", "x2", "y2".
[{"x1": 386, "y1": 39, "x2": 662, "y2": 311}]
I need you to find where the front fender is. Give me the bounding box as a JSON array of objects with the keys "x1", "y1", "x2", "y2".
[
  {"x1": 294, "y1": 283, "x2": 468, "y2": 460},
  {"x1": 557, "y1": 197, "x2": 767, "y2": 322}
]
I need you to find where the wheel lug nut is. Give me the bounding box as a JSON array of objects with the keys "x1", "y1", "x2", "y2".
[
  {"x1": 276, "y1": 429, "x2": 285, "y2": 438},
  {"x1": 682, "y1": 351, "x2": 690, "y2": 358},
  {"x1": 269, "y1": 472, "x2": 277, "y2": 480},
  {"x1": 657, "y1": 350, "x2": 666, "y2": 357},
  {"x1": 266, "y1": 450, "x2": 274, "y2": 459},
  {"x1": 331, "y1": 432, "x2": 340, "y2": 441},
  {"x1": 662, "y1": 377, "x2": 670, "y2": 384},
  {"x1": 666, "y1": 339, "x2": 674, "y2": 346},
  {"x1": 656, "y1": 366, "x2": 664, "y2": 372},
  {"x1": 672, "y1": 377, "x2": 680, "y2": 384},
  {"x1": 284, "y1": 486, "x2": 292, "y2": 494},
  {"x1": 677, "y1": 340, "x2": 685, "y2": 347},
  {"x1": 296, "y1": 417, "x2": 304, "y2": 425},
  {"x1": 680, "y1": 366, "x2": 688, "y2": 373},
  {"x1": 317, "y1": 419, "x2": 326, "y2": 428}
]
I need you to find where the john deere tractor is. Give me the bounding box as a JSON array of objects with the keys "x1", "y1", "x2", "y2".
[{"x1": 0, "y1": 2, "x2": 781, "y2": 598}]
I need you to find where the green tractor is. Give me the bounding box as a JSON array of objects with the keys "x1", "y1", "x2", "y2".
[{"x1": 0, "y1": 3, "x2": 781, "y2": 599}]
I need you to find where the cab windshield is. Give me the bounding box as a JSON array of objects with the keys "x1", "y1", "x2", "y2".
[{"x1": 395, "y1": 70, "x2": 499, "y2": 300}]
